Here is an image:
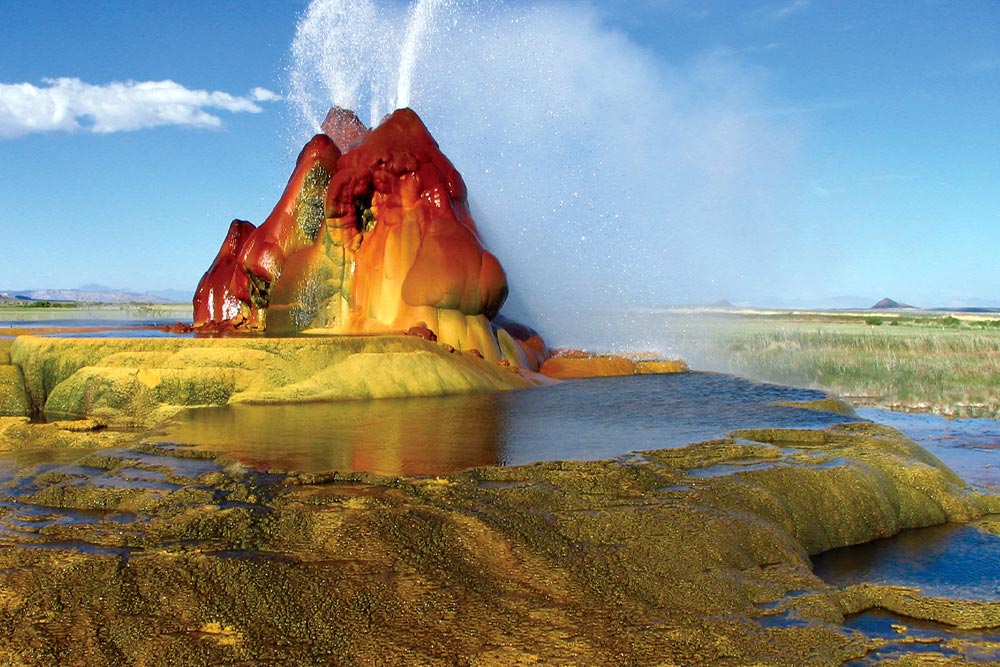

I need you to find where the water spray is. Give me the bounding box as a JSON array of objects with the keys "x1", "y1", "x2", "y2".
[{"x1": 288, "y1": 0, "x2": 798, "y2": 351}]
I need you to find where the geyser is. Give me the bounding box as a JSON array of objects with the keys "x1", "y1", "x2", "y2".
[
  {"x1": 193, "y1": 106, "x2": 548, "y2": 371},
  {"x1": 287, "y1": 0, "x2": 799, "y2": 353},
  {"x1": 288, "y1": 0, "x2": 447, "y2": 131}
]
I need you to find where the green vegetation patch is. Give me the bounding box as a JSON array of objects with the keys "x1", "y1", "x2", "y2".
[{"x1": 706, "y1": 317, "x2": 1000, "y2": 417}]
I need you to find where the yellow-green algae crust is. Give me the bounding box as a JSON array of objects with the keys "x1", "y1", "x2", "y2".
[
  {"x1": 0, "y1": 416, "x2": 136, "y2": 453},
  {"x1": 0, "y1": 339, "x2": 29, "y2": 416},
  {"x1": 776, "y1": 395, "x2": 859, "y2": 417},
  {"x1": 0, "y1": 421, "x2": 998, "y2": 665},
  {"x1": 9, "y1": 335, "x2": 534, "y2": 426}
]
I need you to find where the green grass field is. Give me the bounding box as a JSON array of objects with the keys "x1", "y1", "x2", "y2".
[{"x1": 698, "y1": 312, "x2": 1000, "y2": 417}]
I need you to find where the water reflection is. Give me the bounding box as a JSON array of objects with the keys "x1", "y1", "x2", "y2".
[
  {"x1": 154, "y1": 395, "x2": 506, "y2": 476},
  {"x1": 154, "y1": 373, "x2": 859, "y2": 476}
]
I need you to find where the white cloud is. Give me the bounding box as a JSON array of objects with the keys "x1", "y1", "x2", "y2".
[
  {"x1": 251, "y1": 87, "x2": 283, "y2": 102},
  {"x1": 0, "y1": 78, "x2": 279, "y2": 138},
  {"x1": 746, "y1": 0, "x2": 810, "y2": 25},
  {"x1": 771, "y1": 0, "x2": 810, "y2": 21}
]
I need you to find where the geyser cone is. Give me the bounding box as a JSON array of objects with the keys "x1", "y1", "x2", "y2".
[
  {"x1": 321, "y1": 106, "x2": 370, "y2": 152},
  {"x1": 193, "y1": 107, "x2": 547, "y2": 370}
]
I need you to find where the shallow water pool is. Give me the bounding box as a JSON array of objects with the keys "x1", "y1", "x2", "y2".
[
  {"x1": 153, "y1": 372, "x2": 860, "y2": 475},
  {"x1": 813, "y1": 522, "x2": 1000, "y2": 601}
]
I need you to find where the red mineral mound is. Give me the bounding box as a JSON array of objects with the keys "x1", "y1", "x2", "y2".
[{"x1": 193, "y1": 107, "x2": 547, "y2": 370}]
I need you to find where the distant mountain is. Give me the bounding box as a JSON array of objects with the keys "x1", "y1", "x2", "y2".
[
  {"x1": 147, "y1": 289, "x2": 191, "y2": 303},
  {"x1": 871, "y1": 297, "x2": 915, "y2": 310},
  {"x1": 4, "y1": 288, "x2": 185, "y2": 304},
  {"x1": 706, "y1": 299, "x2": 736, "y2": 309}
]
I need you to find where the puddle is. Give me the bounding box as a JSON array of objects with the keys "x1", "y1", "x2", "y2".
[
  {"x1": 96, "y1": 448, "x2": 221, "y2": 479},
  {"x1": 82, "y1": 474, "x2": 181, "y2": 492},
  {"x1": 115, "y1": 466, "x2": 169, "y2": 483},
  {"x1": 9, "y1": 540, "x2": 136, "y2": 556},
  {"x1": 812, "y1": 522, "x2": 1000, "y2": 602},
  {"x1": 475, "y1": 480, "x2": 529, "y2": 490},
  {"x1": 685, "y1": 460, "x2": 782, "y2": 478},
  {"x1": 0, "y1": 445, "x2": 238, "y2": 552},
  {"x1": 0, "y1": 497, "x2": 143, "y2": 549},
  {"x1": 842, "y1": 610, "x2": 1000, "y2": 665}
]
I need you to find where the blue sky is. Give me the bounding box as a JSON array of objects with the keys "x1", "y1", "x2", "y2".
[{"x1": 1, "y1": 0, "x2": 998, "y2": 310}]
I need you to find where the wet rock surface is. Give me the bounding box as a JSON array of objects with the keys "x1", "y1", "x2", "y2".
[
  {"x1": 8, "y1": 335, "x2": 535, "y2": 427},
  {"x1": 0, "y1": 419, "x2": 997, "y2": 666}
]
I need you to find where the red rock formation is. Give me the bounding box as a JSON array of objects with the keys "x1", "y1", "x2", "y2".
[
  {"x1": 193, "y1": 107, "x2": 547, "y2": 369},
  {"x1": 321, "y1": 107, "x2": 370, "y2": 152},
  {"x1": 193, "y1": 219, "x2": 257, "y2": 329}
]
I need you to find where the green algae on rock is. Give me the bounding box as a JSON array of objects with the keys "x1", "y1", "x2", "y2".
[
  {"x1": 0, "y1": 340, "x2": 29, "y2": 417},
  {"x1": 0, "y1": 420, "x2": 997, "y2": 666},
  {"x1": 776, "y1": 395, "x2": 859, "y2": 417},
  {"x1": 8, "y1": 335, "x2": 535, "y2": 426},
  {"x1": 683, "y1": 423, "x2": 983, "y2": 554},
  {"x1": 0, "y1": 416, "x2": 133, "y2": 454}
]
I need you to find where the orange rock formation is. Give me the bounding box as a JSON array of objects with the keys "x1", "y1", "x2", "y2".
[{"x1": 193, "y1": 108, "x2": 547, "y2": 370}]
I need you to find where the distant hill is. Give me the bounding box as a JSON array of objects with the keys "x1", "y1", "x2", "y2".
[
  {"x1": 3, "y1": 288, "x2": 185, "y2": 304},
  {"x1": 707, "y1": 299, "x2": 736, "y2": 309},
  {"x1": 0, "y1": 292, "x2": 24, "y2": 304},
  {"x1": 871, "y1": 297, "x2": 915, "y2": 310}
]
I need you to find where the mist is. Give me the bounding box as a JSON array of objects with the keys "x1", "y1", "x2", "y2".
[{"x1": 289, "y1": 0, "x2": 800, "y2": 349}]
